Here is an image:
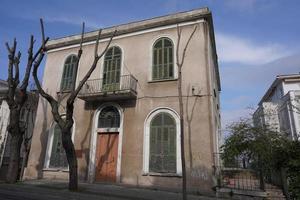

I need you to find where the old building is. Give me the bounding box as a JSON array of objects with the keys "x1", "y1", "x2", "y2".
[
  {"x1": 253, "y1": 74, "x2": 300, "y2": 140},
  {"x1": 24, "y1": 8, "x2": 221, "y2": 194}
]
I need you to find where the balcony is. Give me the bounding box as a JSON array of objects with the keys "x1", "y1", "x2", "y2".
[{"x1": 78, "y1": 75, "x2": 138, "y2": 101}]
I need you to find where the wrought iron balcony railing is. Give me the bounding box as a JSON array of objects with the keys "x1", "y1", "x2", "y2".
[{"x1": 78, "y1": 75, "x2": 137, "y2": 101}]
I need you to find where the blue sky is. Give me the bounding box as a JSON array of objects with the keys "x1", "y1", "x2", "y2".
[{"x1": 0, "y1": 0, "x2": 299, "y2": 128}]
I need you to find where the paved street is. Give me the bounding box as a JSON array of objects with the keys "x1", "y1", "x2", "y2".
[{"x1": 0, "y1": 180, "x2": 219, "y2": 200}]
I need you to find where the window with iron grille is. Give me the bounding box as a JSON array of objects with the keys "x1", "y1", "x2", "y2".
[
  {"x1": 103, "y1": 47, "x2": 121, "y2": 92},
  {"x1": 152, "y1": 38, "x2": 174, "y2": 81},
  {"x1": 60, "y1": 55, "x2": 78, "y2": 91},
  {"x1": 98, "y1": 106, "x2": 120, "y2": 128},
  {"x1": 149, "y1": 112, "x2": 176, "y2": 173},
  {"x1": 49, "y1": 124, "x2": 68, "y2": 168}
]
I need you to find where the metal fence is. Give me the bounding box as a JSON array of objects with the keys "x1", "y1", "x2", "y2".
[
  {"x1": 221, "y1": 168, "x2": 262, "y2": 191},
  {"x1": 217, "y1": 154, "x2": 264, "y2": 191},
  {"x1": 79, "y1": 75, "x2": 137, "y2": 96}
]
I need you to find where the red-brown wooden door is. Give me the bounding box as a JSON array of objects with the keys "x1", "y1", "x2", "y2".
[{"x1": 95, "y1": 133, "x2": 119, "y2": 182}]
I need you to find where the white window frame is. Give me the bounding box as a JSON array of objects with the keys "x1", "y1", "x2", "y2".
[
  {"x1": 149, "y1": 36, "x2": 178, "y2": 82},
  {"x1": 143, "y1": 107, "x2": 182, "y2": 176},
  {"x1": 43, "y1": 117, "x2": 76, "y2": 170}
]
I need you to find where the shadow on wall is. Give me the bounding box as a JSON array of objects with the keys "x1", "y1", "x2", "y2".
[
  {"x1": 79, "y1": 110, "x2": 94, "y2": 181},
  {"x1": 185, "y1": 84, "x2": 201, "y2": 170},
  {"x1": 37, "y1": 98, "x2": 48, "y2": 179}
]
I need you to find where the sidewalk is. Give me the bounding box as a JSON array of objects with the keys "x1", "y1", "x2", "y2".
[{"x1": 0, "y1": 180, "x2": 220, "y2": 200}]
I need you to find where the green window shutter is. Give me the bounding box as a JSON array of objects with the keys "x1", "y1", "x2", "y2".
[
  {"x1": 149, "y1": 113, "x2": 176, "y2": 173},
  {"x1": 103, "y1": 47, "x2": 121, "y2": 92},
  {"x1": 49, "y1": 124, "x2": 69, "y2": 168},
  {"x1": 60, "y1": 55, "x2": 78, "y2": 91},
  {"x1": 152, "y1": 38, "x2": 174, "y2": 80}
]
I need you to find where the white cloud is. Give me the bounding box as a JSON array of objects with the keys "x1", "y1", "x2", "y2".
[
  {"x1": 221, "y1": 53, "x2": 300, "y2": 91},
  {"x1": 216, "y1": 33, "x2": 290, "y2": 65}
]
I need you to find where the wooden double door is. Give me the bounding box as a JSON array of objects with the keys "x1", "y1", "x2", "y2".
[{"x1": 95, "y1": 132, "x2": 119, "y2": 182}]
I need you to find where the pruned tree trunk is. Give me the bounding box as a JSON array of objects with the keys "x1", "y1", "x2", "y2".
[
  {"x1": 62, "y1": 127, "x2": 78, "y2": 190},
  {"x1": 6, "y1": 132, "x2": 23, "y2": 183},
  {"x1": 5, "y1": 29, "x2": 48, "y2": 183},
  {"x1": 33, "y1": 21, "x2": 116, "y2": 191},
  {"x1": 178, "y1": 67, "x2": 187, "y2": 199},
  {"x1": 176, "y1": 25, "x2": 197, "y2": 200}
]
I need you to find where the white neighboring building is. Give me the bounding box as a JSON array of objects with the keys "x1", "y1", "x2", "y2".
[{"x1": 253, "y1": 74, "x2": 300, "y2": 140}]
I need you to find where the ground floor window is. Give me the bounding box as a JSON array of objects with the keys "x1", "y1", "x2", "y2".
[
  {"x1": 49, "y1": 124, "x2": 68, "y2": 168},
  {"x1": 144, "y1": 108, "x2": 181, "y2": 175},
  {"x1": 44, "y1": 120, "x2": 75, "y2": 169}
]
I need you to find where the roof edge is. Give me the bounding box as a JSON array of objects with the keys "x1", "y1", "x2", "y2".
[
  {"x1": 258, "y1": 74, "x2": 300, "y2": 105},
  {"x1": 46, "y1": 7, "x2": 211, "y2": 51}
]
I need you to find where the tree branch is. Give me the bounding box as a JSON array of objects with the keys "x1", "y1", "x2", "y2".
[
  {"x1": 6, "y1": 39, "x2": 17, "y2": 106},
  {"x1": 20, "y1": 35, "x2": 34, "y2": 91},
  {"x1": 94, "y1": 29, "x2": 102, "y2": 58},
  {"x1": 32, "y1": 19, "x2": 64, "y2": 127},
  {"x1": 6, "y1": 39, "x2": 17, "y2": 85},
  {"x1": 68, "y1": 29, "x2": 117, "y2": 104},
  {"x1": 79, "y1": 22, "x2": 85, "y2": 53},
  {"x1": 70, "y1": 22, "x2": 85, "y2": 94},
  {"x1": 180, "y1": 25, "x2": 197, "y2": 67},
  {"x1": 32, "y1": 55, "x2": 64, "y2": 127},
  {"x1": 13, "y1": 51, "x2": 21, "y2": 86},
  {"x1": 21, "y1": 20, "x2": 49, "y2": 91},
  {"x1": 40, "y1": 18, "x2": 46, "y2": 49},
  {"x1": 176, "y1": 25, "x2": 181, "y2": 68}
]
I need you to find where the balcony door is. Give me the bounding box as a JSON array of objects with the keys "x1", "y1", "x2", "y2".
[{"x1": 102, "y1": 46, "x2": 121, "y2": 92}]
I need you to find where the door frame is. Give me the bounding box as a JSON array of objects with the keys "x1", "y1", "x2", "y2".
[{"x1": 88, "y1": 103, "x2": 124, "y2": 183}]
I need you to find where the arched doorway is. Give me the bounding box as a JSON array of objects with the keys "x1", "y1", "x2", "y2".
[{"x1": 94, "y1": 105, "x2": 121, "y2": 182}]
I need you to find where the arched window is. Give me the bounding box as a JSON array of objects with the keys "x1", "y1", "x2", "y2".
[
  {"x1": 152, "y1": 38, "x2": 174, "y2": 80},
  {"x1": 60, "y1": 55, "x2": 78, "y2": 91},
  {"x1": 103, "y1": 47, "x2": 121, "y2": 91},
  {"x1": 49, "y1": 123, "x2": 68, "y2": 168},
  {"x1": 149, "y1": 112, "x2": 177, "y2": 173},
  {"x1": 98, "y1": 106, "x2": 120, "y2": 128}
]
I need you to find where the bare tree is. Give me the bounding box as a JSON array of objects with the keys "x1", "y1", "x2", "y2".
[
  {"x1": 4, "y1": 21, "x2": 49, "y2": 183},
  {"x1": 33, "y1": 21, "x2": 116, "y2": 191},
  {"x1": 176, "y1": 24, "x2": 197, "y2": 200}
]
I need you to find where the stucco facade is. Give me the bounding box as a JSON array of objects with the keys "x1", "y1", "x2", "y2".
[{"x1": 24, "y1": 8, "x2": 221, "y2": 194}]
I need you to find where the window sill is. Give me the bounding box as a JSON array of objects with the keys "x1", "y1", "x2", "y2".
[
  {"x1": 148, "y1": 78, "x2": 178, "y2": 83},
  {"x1": 43, "y1": 168, "x2": 69, "y2": 172},
  {"x1": 142, "y1": 172, "x2": 182, "y2": 177}
]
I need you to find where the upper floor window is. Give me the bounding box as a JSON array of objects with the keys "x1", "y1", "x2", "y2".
[
  {"x1": 152, "y1": 38, "x2": 174, "y2": 81},
  {"x1": 60, "y1": 55, "x2": 78, "y2": 91},
  {"x1": 103, "y1": 47, "x2": 121, "y2": 91}
]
